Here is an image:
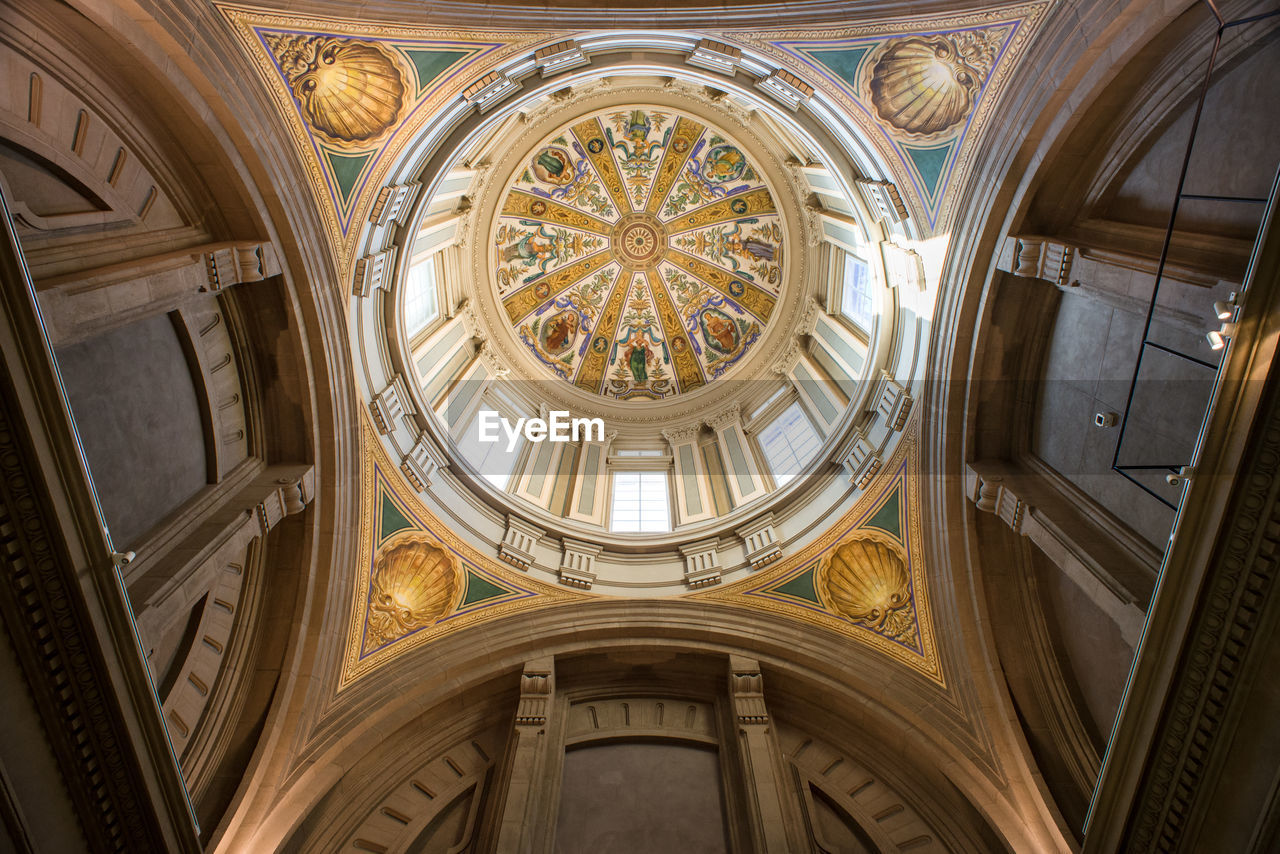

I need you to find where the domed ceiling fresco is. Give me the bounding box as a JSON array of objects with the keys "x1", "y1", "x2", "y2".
[{"x1": 493, "y1": 106, "x2": 784, "y2": 400}]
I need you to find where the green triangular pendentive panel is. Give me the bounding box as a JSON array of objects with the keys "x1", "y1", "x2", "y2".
[
  {"x1": 378, "y1": 490, "x2": 417, "y2": 543},
  {"x1": 399, "y1": 47, "x2": 477, "y2": 96},
  {"x1": 767, "y1": 565, "x2": 823, "y2": 606},
  {"x1": 862, "y1": 484, "x2": 903, "y2": 541},
  {"x1": 797, "y1": 45, "x2": 874, "y2": 94},
  {"x1": 460, "y1": 569, "x2": 518, "y2": 607},
  {"x1": 323, "y1": 148, "x2": 376, "y2": 209},
  {"x1": 901, "y1": 140, "x2": 956, "y2": 207}
]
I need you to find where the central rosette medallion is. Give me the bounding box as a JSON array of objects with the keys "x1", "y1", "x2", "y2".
[
  {"x1": 613, "y1": 213, "x2": 665, "y2": 269},
  {"x1": 492, "y1": 105, "x2": 785, "y2": 401}
]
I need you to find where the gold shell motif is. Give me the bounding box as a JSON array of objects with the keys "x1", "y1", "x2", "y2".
[
  {"x1": 819, "y1": 536, "x2": 916, "y2": 642},
  {"x1": 365, "y1": 535, "x2": 457, "y2": 651},
  {"x1": 267, "y1": 34, "x2": 406, "y2": 145},
  {"x1": 868, "y1": 36, "x2": 984, "y2": 138}
]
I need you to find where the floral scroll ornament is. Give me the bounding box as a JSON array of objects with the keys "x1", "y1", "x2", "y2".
[
  {"x1": 866, "y1": 30, "x2": 1001, "y2": 140},
  {"x1": 364, "y1": 534, "x2": 457, "y2": 652},
  {"x1": 818, "y1": 534, "x2": 917, "y2": 643},
  {"x1": 265, "y1": 33, "x2": 407, "y2": 146}
]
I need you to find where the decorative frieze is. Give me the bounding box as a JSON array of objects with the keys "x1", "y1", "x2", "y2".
[{"x1": 499, "y1": 515, "x2": 544, "y2": 571}]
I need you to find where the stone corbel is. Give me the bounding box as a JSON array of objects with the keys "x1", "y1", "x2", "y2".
[
  {"x1": 368, "y1": 183, "x2": 421, "y2": 227},
  {"x1": 535, "y1": 39, "x2": 588, "y2": 76},
  {"x1": 965, "y1": 464, "x2": 1027, "y2": 533},
  {"x1": 680, "y1": 538, "x2": 724, "y2": 589},
  {"x1": 729, "y1": 656, "x2": 769, "y2": 724},
  {"x1": 738, "y1": 513, "x2": 783, "y2": 569},
  {"x1": 687, "y1": 38, "x2": 742, "y2": 74},
  {"x1": 839, "y1": 432, "x2": 882, "y2": 490},
  {"x1": 353, "y1": 247, "x2": 395, "y2": 298},
  {"x1": 856, "y1": 179, "x2": 909, "y2": 223},
  {"x1": 205, "y1": 241, "x2": 281, "y2": 291},
  {"x1": 756, "y1": 69, "x2": 813, "y2": 111},
  {"x1": 462, "y1": 70, "x2": 520, "y2": 113},
  {"x1": 369, "y1": 375, "x2": 415, "y2": 435},
  {"x1": 881, "y1": 241, "x2": 926, "y2": 291},
  {"x1": 255, "y1": 465, "x2": 316, "y2": 536},
  {"x1": 875, "y1": 372, "x2": 913, "y2": 431},
  {"x1": 558, "y1": 539, "x2": 601, "y2": 590},
  {"x1": 998, "y1": 235, "x2": 1076, "y2": 287},
  {"x1": 401, "y1": 432, "x2": 449, "y2": 492},
  {"x1": 499, "y1": 515, "x2": 545, "y2": 570},
  {"x1": 515, "y1": 659, "x2": 555, "y2": 726}
]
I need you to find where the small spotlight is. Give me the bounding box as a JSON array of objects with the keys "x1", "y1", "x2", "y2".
[
  {"x1": 1213, "y1": 301, "x2": 1233, "y2": 320},
  {"x1": 1206, "y1": 329, "x2": 1225, "y2": 350}
]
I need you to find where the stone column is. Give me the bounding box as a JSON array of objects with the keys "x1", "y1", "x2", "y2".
[
  {"x1": 707, "y1": 404, "x2": 766, "y2": 506},
  {"x1": 492, "y1": 658, "x2": 556, "y2": 854},
  {"x1": 663, "y1": 422, "x2": 715, "y2": 526},
  {"x1": 728, "y1": 656, "x2": 804, "y2": 852}
]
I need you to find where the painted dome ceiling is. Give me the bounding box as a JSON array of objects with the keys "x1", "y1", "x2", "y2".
[{"x1": 493, "y1": 105, "x2": 785, "y2": 401}]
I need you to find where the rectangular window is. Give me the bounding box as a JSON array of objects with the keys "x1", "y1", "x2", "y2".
[
  {"x1": 457, "y1": 409, "x2": 520, "y2": 490},
  {"x1": 615, "y1": 449, "x2": 664, "y2": 457},
  {"x1": 757, "y1": 402, "x2": 822, "y2": 487},
  {"x1": 610, "y1": 470, "x2": 671, "y2": 533},
  {"x1": 404, "y1": 258, "x2": 440, "y2": 340},
  {"x1": 840, "y1": 254, "x2": 873, "y2": 333}
]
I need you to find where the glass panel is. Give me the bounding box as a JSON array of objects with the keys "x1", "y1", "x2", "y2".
[
  {"x1": 457, "y1": 408, "x2": 520, "y2": 490},
  {"x1": 404, "y1": 258, "x2": 439, "y2": 339},
  {"x1": 758, "y1": 402, "x2": 822, "y2": 487},
  {"x1": 840, "y1": 253, "x2": 873, "y2": 332},
  {"x1": 610, "y1": 470, "x2": 671, "y2": 532}
]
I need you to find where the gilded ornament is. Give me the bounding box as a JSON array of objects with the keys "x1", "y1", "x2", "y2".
[
  {"x1": 266, "y1": 33, "x2": 406, "y2": 145},
  {"x1": 867, "y1": 32, "x2": 998, "y2": 138},
  {"x1": 365, "y1": 535, "x2": 456, "y2": 651},
  {"x1": 819, "y1": 535, "x2": 915, "y2": 641}
]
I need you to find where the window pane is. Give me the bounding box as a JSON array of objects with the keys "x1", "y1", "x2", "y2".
[
  {"x1": 758, "y1": 403, "x2": 821, "y2": 487},
  {"x1": 404, "y1": 259, "x2": 440, "y2": 339},
  {"x1": 840, "y1": 254, "x2": 873, "y2": 332},
  {"x1": 611, "y1": 470, "x2": 671, "y2": 532},
  {"x1": 458, "y1": 410, "x2": 520, "y2": 490}
]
